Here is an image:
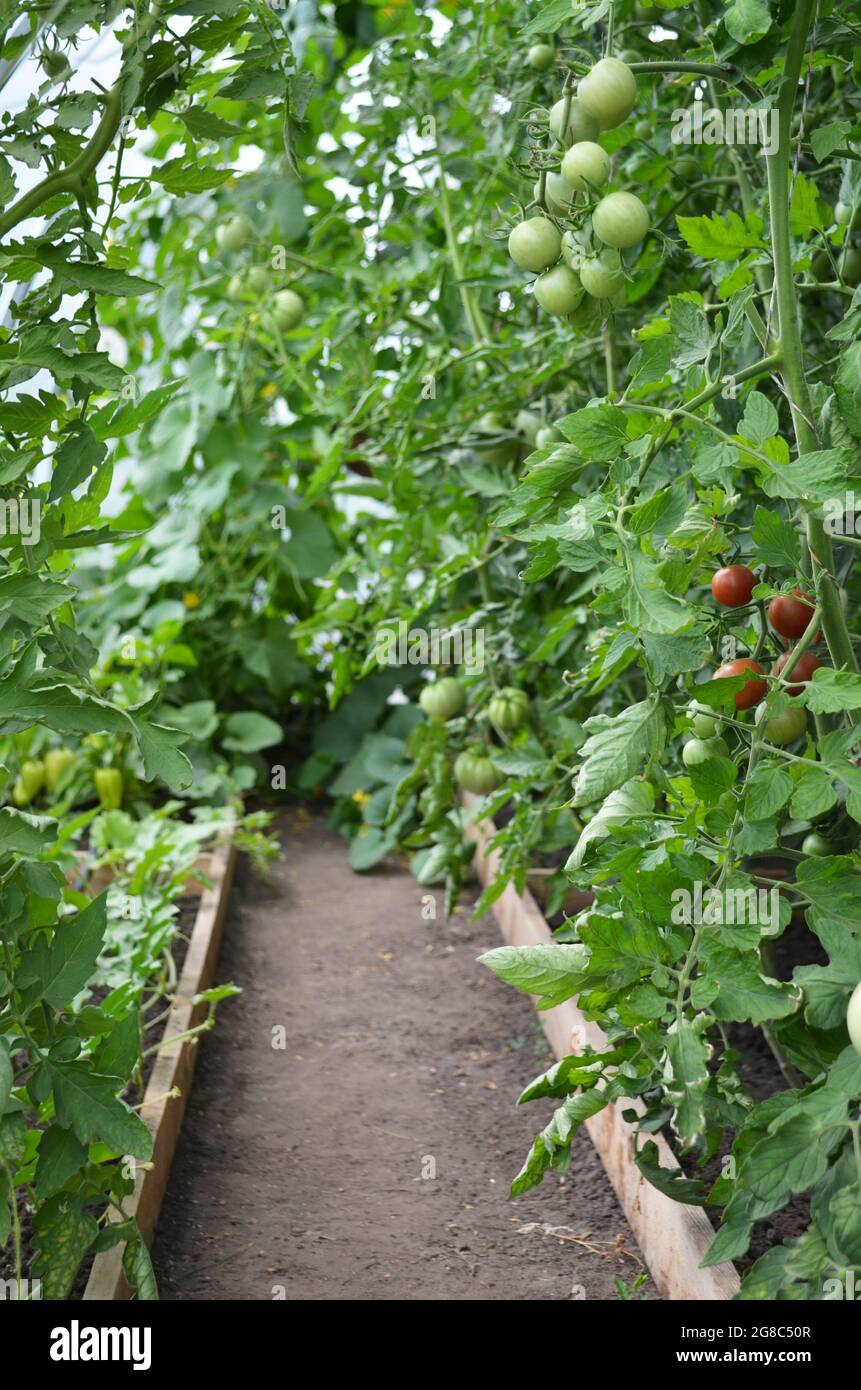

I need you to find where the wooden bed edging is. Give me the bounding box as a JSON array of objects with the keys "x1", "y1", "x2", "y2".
[
  {"x1": 83, "y1": 833, "x2": 237, "y2": 1300},
  {"x1": 465, "y1": 804, "x2": 741, "y2": 1302}
]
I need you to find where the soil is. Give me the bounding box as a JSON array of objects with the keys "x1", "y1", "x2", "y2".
[{"x1": 150, "y1": 808, "x2": 648, "y2": 1301}]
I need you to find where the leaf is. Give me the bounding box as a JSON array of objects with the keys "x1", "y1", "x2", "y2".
[
  {"x1": 221, "y1": 711, "x2": 282, "y2": 753},
  {"x1": 0, "y1": 1038, "x2": 12, "y2": 1116},
  {"x1": 177, "y1": 107, "x2": 245, "y2": 140},
  {"x1": 43, "y1": 1059, "x2": 153, "y2": 1158},
  {"x1": 520, "y1": 0, "x2": 573, "y2": 35},
  {"x1": 32, "y1": 1194, "x2": 99, "y2": 1299},
  {"x1": 566, "y1": 779, "x2": 654, "y2": 869},
  {"x1": 811, "y1": 120, "x2": 853, "y2": 163},
  {"x1": 133, "y1": 718, "x2": 194, "y2": 791},
  {"x1": 572, "y1": 695, "x2": 667, "y2": 806},
  {"x1": 123, "y1": 1227, "x2": 160, "y2": 1299},
  {"x1": 724, "y1": 0, "x2": 772, "y2": 45},
  {"x1": 760, "y1": 448, "x2": 857, "y2": 502},
  {"x1": 664, "y1": 1016, "x2": 711, "y2": 1142},
  {"x1": 739, "y1": 392, "x2": 779, "y2": 447},
  {"x1": 693, "y1": 938, "x2": 802, "y2": 1023},
  {"x1": 676, "y1": 210, "x2": 767, "y2": 262},
  {"x1": 557, "y1": 404, "x2": 629, "y2": 460},
  {"x1": 35, "y1": 1124, "x2": 89, "y2": 1201},
  {"x1": 152, "y1": 158, "x2": 233, "y2": 193},
  {"x1": 18, "y1": 893, "x2": 108, "y2": 1007},
  {"x1": 50, "y1": 423, "x2": 107, "y2": 500},
  {"x1": 635, "y1": 1139, "x2": 708, "y2": 1205},
  {"x1": 745, "y1": 764, "x2": 793, "y2": 820},
  {"x1": 0, "y1": 808, "x2": 58, "y2": 855},
  {"x1": 36, "y1": 244, "x2": 158, "y2": 297},
  {"x1": 478, "y1": 943, "x2": 590, "y2": 1009},
  {"x1": 751, "y1": 505, "x2": 801, "y2": 569}
]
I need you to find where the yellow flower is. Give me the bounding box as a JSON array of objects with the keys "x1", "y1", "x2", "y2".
[
  {"x1": 259, "y1": 382, "x2": 277, "y2": 399},
  {"x1": 352, "y1": 789, "x2": 371, "y2": 806},
  {"x1": 182, "y1": 591, "x2": 200, "y2": 610}
]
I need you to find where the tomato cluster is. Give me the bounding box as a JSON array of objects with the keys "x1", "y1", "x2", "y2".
[
  {"x1": 418, "y1": 677, "x2": 531, "y2": 796},
  {"x1": 217, "y1": 214, "x2": 305, "y2": 329},
  {"x1": 507, "y1": 57, "x2": 649, "y2": 320}
]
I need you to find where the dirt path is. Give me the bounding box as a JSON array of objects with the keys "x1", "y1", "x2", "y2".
[{"x1": 151, "y1": 809, "x2": 648, "y2": 1301}]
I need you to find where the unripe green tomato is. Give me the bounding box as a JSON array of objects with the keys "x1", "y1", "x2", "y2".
[
  {"x1": 44, "y1": 747, "x2": 75, "y2": 793},
  {"x1": 535, "y1": 426, "x2": 560, "y2": 449},
  {"x1": 580, "y1": 252, "x2": 625, "y2": 300},
  {"x1": 549, "y1": 97, "x2": 601, "y2": 145},
  {"x1": 488, "y1": 687, "x2": 529, "y2": 730},
  {"x1": 271, "y1": 288, "x2": 304, "y2": 331},
  {"x1": 419, "y1": 677, "x2": 466, "y2": 721},
  {"x1": 245, "y1": 265, "x2": 269, "y2": 294},
  {"x1": 577, "y1": 57, "x2": 638, "y2": 131},
  {"x1": 13, "y1": 759, "x2": 45, "y2": 805},
  {"x1": 561, "y1": 141, "x2": 611, "y2": 192},
  {"x1": 682, "y1": 736, "x2": 728, "y2": 767},
  {"x1": 634, "y1": 118, "x2": 652, "y2": 140},
  {"x1": 592, "y1": 191, "x2": 650, "y2": 248},
  {"x1": 454, "y1": 749, "x2": 504, "y2": 795},
  {"x1": 515, "y1": 410, "x2": 542, "y2": 444},
  {"x1": 811, "y1": 249, "x2": 833, "y2": 281},
  {"x1": 846, "y1": 980, "x2": 861, "y2": 1055},
  {"x1": 216, "y1": 213, "x2": 255, "y2": 253},
  {"x1": 688, "y1": 701, "x2": 719, "y2": 739},
  {"x1": 94, "y1": 767, "x2": 123, "y2": 811},
  {"x1": 760, "y1": 705, "x2": 807, "y2": 745},
  {"x1": 533, "y1": 264, "x2": 584, "y2": 315},
  {"x1": 835, "y1": 201, "x2": 861, "y2": 230},
  {"x1": 560, "y1": 230, "x2": 581, "y2": 269},
  {"x1": 674, "y1": 154, "x2": 701, "y2": 180},
  {"x1": 528, "y1": 43, "x2": 554, "y2": 71},
  {"x1": 802, "y1": 831, "x2": 833, "y2": 857},
  {"x1": 41, "y1": 50, "x2": 71, "y2": 80},
  {"x1": 227, "y1": 274, "x2": 246, "y2": 302},
  {"x1": 842, "y1": 248, "x2": 861, "y2": 285},
  {"x1": 534, "y1": 172, "x2": 573, "y2": 217},
  {"x1": 508, "y1": 217, "x2": 562, "y2": 272}
]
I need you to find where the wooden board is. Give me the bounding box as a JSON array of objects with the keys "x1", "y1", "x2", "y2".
[
  {"x1": 465, "y1": 804, "x2": 740, "y2": 1302},
  {"x1": 83, "y1": 833, "x2": 236, "y2": 1300}
]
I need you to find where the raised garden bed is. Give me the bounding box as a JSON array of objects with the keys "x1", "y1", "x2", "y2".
[{"x1": 82, "y1": 834, "x2": 236, "y2": 1301}]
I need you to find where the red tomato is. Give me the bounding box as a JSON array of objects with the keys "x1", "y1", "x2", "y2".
[
  {"x1": 714, "y1": 658, "x2": 767, "y2": 710},
  {"x1": 711, "y1": 565, "x2": 756, "y2": 608},
  {"x1": 768, "y1": 589, "x2": 817, "y2": 641},
  {"x1": 771, "y1": 649, "x2": 822, "y2": 696}
]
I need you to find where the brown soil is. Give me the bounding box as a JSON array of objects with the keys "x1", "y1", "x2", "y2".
[{"x1": 150, "y1": 809, "x2": 648, "y2": 1301}]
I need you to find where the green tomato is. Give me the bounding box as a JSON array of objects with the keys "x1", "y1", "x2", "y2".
[
  {"x1": 580, "y1": 250, "x2": 625, "y2": 300},
  {"x1": 12, "y1": 759, "x2": 45, "y2": 806},
  {"x1": 842, "y1": 248, "x2": 861, "y2": 285},
  {"x1": 245, "y1": 266, "x2": 269, "y2": 294},
  {"x1": 835, "y1": 201, "x2": 861, "y2": 230},
  {"x1": 682, "y1": 736, "x2": 728, "y2": 767},
  {"x1": 454, "y1": 749, "x2": 504, "y2": 795},
  {"x1": 41, "y1": 50, "x2": 71, "y2": 80},
  {"x1": 577, "y1": 57, "x2": 638, "y2": 131},
  {"x1": 215, "y1": 213, "x2": 255, "y2": 254},
  {"x1": 802, "y1": 831, "x2": 833, "y2": 858},
  {"x1": 227, "y1": 274, "x2": 246, "y2": 302},
  {"x1": 528, "y1": 43, "x2": 554, "y2": 71},
  {"x1": 534, "y1": 172, "x2": 573, "y2": 217},
  {"x1": 761, "y1": 705, "x2": 807, "y2": 745},
  {"x1": 561, "y1": 140, "x2": 611, "y2": 192},
  {"x1": 560, "y1": 230, "x2": 581, "y2": 269},
  {"x1": 592, "y1": 191, "x2": 650, "y2": 248},
  {"x1": 535, "y1": 426, "x2": 560, "y2": 449},
  {"x1": 533, "y1": 264, "x2": 584, "y2": 316},
  {"x1": 847, "y1": 980, "x2": 861, "y2": 1055},
  {"x1": 515, "y1": 410, "x2": 542, "y2": 444},
  {"x1": 94, "y1": 767, "x2": 123, "y2": 811},
  {"x1": 549, "y1": 97, "x2": 601, "y2": 145},
  {"x1": 419, "y1": 677, "x2": 466, "y2": 721},
  {"x1": 508, "y1": 217, "x2": 562, "y2": 272},
  {"x1": 688, "y1": 701, "x2": 719, "y2": 739},
  {"x1": 271, "y1": 288, "x2": 304, "y2": 331},
  {"x1": 674, "y1": 154, "x2": 702, "y2": 180},
  {"x1": 44, "y1": 747, "x2": 75, "y2": 793},
  {"x1": 488, "y1": 687, "x2": 529, "y2": 731},
  {"x1": 634, "y1": 118, "x2": 652, "y2": 140}
]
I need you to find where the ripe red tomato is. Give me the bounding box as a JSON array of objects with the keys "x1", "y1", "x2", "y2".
[
  {"x1": 711, "y1": 565, "x2": 756, "y2": 608},
  {"x1": 771, "y1": 649, "x2": 822, "y2": 696},
  {"x1": 713, "y1": 658, "x2": 767, "y2": 710},
  {"x1": 768, "y1": 589, "x2": 817, "y2": 641}
]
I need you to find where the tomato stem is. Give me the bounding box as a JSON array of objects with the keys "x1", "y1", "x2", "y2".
[{"x1": 765, "y1": 0, "x2": 858, "y2": 679}]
